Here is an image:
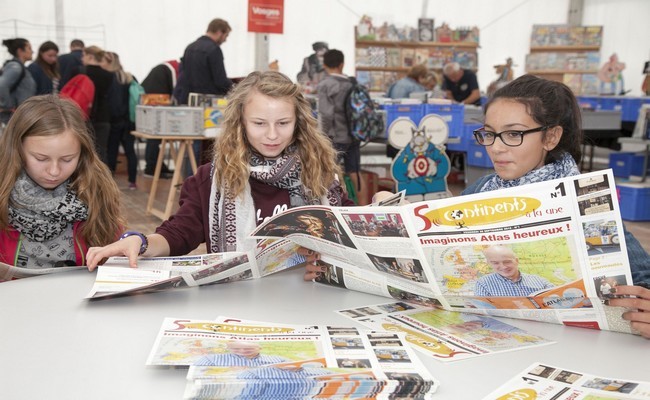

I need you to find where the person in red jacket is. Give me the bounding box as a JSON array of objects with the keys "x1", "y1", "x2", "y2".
[
  {"x1": 0, "y1": 95, "x2": 125, "y2": 273},
  {"x1": 86, "y1": 71, "x2": 353, "y2": 269}
]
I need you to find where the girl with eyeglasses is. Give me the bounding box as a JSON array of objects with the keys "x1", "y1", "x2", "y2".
[{"x1": 463, "y1": 74, "x2": 650, "y2": 338}]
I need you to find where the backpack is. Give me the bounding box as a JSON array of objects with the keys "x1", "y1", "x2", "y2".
[
  {"x1": 1, "y1": 60, "x2": 26, "y2": 93},
  {"x1": 345, "y1": 77, "x2": 385, "y2": 142},
  {"x1": 128, "y1": 79, "x2": 145, "y2": 123},
  {"x1": 60, "y1": 68, "x2": 95, "y2": 120}
]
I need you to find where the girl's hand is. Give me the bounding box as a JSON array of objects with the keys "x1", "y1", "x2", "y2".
[
  {"x1": 299, "y1": 247, "x2": 322, "y2": 281},
  {"x1": 86, "y1": 236, "x2": 142, "y2": 271},
  {"x1": 607, "y1": 285, "x2": 650, "y2": 339}
]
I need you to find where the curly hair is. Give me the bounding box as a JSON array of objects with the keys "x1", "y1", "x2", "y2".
[
  {"x1": 0, "y1": 95, "x2": 126, "y2": 246},
  {"x1": 213, "y1": 71, "x2": 341, "y2": 199}
]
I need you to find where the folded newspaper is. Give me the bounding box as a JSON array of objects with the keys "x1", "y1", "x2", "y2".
[
  {"x1": 88, "y1": 171, "x2": 638, "y2": 336},
  {"x1": 146, "y1": 317, "x2": 439, "y2": 399},
  {"x1": 481, "y1": 362, "x2": 650, "y2": 399}
]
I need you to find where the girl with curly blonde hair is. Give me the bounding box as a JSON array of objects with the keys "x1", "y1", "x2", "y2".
[
  {"x1": 86, "y1": 71, "x2": 353, "y2": 269},
  {"x1": 0, "y1": 95, "x2": 125, "y2": 273}
]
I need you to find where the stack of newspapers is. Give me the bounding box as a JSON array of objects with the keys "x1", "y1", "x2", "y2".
[{"x1": 146, "y1": 317, "x2": 439, "y2": 399}]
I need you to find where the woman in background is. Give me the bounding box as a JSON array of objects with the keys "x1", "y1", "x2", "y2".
[{"x1": 27, "y1": 41, "x2": 60, "y2": 95}]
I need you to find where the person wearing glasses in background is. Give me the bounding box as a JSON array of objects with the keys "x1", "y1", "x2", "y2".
[{"x1": 463, "y1": 74, "x2": 650, "y2": 338}]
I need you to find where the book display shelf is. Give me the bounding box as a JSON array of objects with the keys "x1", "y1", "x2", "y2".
[
  {"x1": 525, "y1": 25, "x2": 603, "y2": 95},
  {"x1": 354, "y1": 32, "x2": 478, "y2": 93}
]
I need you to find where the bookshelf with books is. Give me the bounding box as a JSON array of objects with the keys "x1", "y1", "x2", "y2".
[
  {"x1": 525, "y1": 25, "x2": 602, "y2": 95},
  {"x1": 355, "y1": 39, "x2": 479, "y2": 93}
]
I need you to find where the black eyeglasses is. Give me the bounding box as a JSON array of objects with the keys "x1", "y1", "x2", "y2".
[{"x1": 473, "y1": 126, "x2": 548, "y2": 147}]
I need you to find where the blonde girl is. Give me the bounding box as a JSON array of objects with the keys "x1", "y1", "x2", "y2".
[{"x1": 86, "y1": 71, "x2": 353, "y2": 269}]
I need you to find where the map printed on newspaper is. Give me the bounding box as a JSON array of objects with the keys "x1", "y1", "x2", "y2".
[
  {"x1": 146, "y1": 317, "x2": 439, "y2": 399},
  {"x1": 481, "y1": 362, "x2": 650, "y2": 400}
]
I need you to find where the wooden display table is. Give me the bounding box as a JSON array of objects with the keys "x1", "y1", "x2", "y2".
[{"x1": 131, "y1": 131, "x2": 213, "y2": 220}]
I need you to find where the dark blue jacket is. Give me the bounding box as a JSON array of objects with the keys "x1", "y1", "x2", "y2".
[
  {"x1": 27, "y1": 62, "x2": 55, "y2": 95},
  {"x1": 179, "y1": 36, "x2": 232, "y2": 102},
  {"x1": 58, "y1": 49, "x2": 83, "y2": 90}
]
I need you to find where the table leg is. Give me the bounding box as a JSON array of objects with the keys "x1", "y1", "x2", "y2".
[
  {"x1": 162, "y1": 140, "x2": 189, "y2": 220},
  {"x1": 146, "y1": 138, "x2": 167, "y2": 215}
]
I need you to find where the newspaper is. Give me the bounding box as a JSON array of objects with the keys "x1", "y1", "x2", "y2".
[
  {"x1": 1, "y1": 261, "x2": 82, "y2": 281},
  {"x1": 146, "y1": 317, "x2": 439, "y2": 399},
  {"x1": 336, "y1": 300, "x2": 555, "y2": 362},
  {"x1": 250, "y1": 170, "x2": 638, "y2": 334},
  {"x1": 481, "y1": 362, "x2": 650, "y2": 399},
  {"x1": 85, "y1": 192, "x2": 405, "y2": 299},
  {"x1": 85, "y1": 238, "x2": 307, "y2": 299}
]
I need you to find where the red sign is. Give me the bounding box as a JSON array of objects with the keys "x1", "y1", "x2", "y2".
[{"x1": 248, "y1": 0, "x2": 284, "y2": 34}]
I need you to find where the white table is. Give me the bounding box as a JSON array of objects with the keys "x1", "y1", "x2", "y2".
[{"x1": 0, "y1": 269, "x2": 646, "y2": 399}]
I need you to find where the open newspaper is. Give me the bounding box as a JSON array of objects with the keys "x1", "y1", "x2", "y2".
[
  {"x1": 249, "y1": 170, "x2": 637, "y2": 335},
  {"x1": 147, "y1": 317, "x2": 439, "y2": 399},
  {"x1": 481, "y1": 362, "x2": 650, "y2": 399},
  {"x1": 85, "y1": 192, "x2": 406, "y2": 299}
]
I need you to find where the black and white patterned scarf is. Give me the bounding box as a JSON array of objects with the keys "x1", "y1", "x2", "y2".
[
  {"x1": 208, "y1": 146, "x2": 343, "y2": 253},
  {"x1": 8, "y1": 172, "x2": 88, "y2": 242},
  {"x1": 480, "y1": 152, "x2": 580, "y2": 192}
]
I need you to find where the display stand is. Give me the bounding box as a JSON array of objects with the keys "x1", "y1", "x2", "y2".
[{"x1": 354, "y1": 38, "x2": 478, "y2": 94}]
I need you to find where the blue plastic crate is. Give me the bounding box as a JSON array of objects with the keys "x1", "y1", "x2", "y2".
[
  {"x1": 597, "y1": 97, "x2": 623, "y2": 111},
  {"x1": 466, "y1": 140, "x2": 493, "y2": 168},
  {"x1": 424, "y1": 103, "x2": 464, "y2": 138},
  {"x1": 448, "y1": 123, "x2": 481, "y2": 152},
  {"x1": 609, "y1": 152, "x2": 648, "y2": 177},
  {"x1": 383, "y1": 104, "x2": 424, "y2": 133},
  {"x1": 576, "y1": 95, "x2": 599, "y2": 110},
  {"x1": 617, "y1": 183, "x2": 650, "y2": 221},
  {"x1": 620, "y1": 98, "x2": 643, "y2": 122}
]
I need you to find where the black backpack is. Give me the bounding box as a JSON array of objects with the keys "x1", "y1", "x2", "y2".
[{"x1": 1, "y1": 60, "x2": 26, "y2": 93}]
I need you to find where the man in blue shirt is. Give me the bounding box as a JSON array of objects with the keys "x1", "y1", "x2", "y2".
[
  {"x1": 474, "y1": 245, "x2": 553, "y2": 297},
  {"x1": 194, "y1": 341, "x2": 289, "y2": 367}
]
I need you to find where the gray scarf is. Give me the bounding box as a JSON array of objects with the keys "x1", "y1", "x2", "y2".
[{"x1": 8, "y1": 172, "x2": 88, "y2": 242}]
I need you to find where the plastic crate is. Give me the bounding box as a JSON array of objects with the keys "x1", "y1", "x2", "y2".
[
  {"x1": 383, "y1": 104, "x2": 424, "y2": 129},
  {"x1": 576, "y1": 95, "x2": 599, "y2": 110},
  {"x1": 597, "y1": 97, "x2": 623, "y2": 111},
  {"x1": 136, "y1": 105, "x2": 204, "y2": 136},
  {"x1": 466, "y1": 140, "x2": 493, "y2": 168},
  {"x1": 448, "y1": 122, "x2": 480, "y2": 152},
  {"x1": 617, "y1": 183, "x2": 650, "y2": 221},
  {"x1": 620, "y1": 98, "x2": 643, "y2": 122},
  {"x1": 609, "y1": 152, "x2": 647, "y2": 177},
  {"x1": 424, "y1": 103, "x2": 464, "y2": 138}
]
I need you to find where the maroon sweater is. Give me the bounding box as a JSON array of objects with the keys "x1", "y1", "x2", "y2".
[{"x1": 156, "y1": 163, "x2": 354, "y2": 255}]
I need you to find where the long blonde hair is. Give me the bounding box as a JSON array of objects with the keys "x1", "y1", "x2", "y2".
[
  {"x1": 213, "y1": 71, "x2": 341, "y2": 198},
  {"x1": 0, "y1": 95, "x2": 126, "y2": 245}
]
